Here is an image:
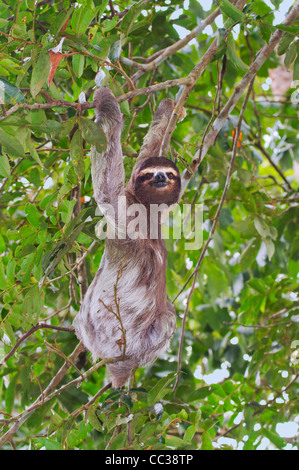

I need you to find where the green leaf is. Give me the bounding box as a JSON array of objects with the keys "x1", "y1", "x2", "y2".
[
  {"x1": 67, "y1": 421, "x2": 93, "y2": 448},
  {"x1": 263, "y1": 429, "x2": 286, "y2": 449},
  {"x1": 26, "y1": 134, "x2": 44, "y2": 167},
  {"x1": 250, "y1": 1, "x2": 272, "y2": 16},
  {"x1": 0, "y1": 234, "x2": 6, "y2": 253},
  {"x1": 293, "y1": 54, "x2": 299, "y2": 81},
  {"x1": 189, "y1": 0, "x2": 205, "y2": 19},
  {"x1": 121, "y1": 393, "x2": 134, "y2": 410},
  {"x1": 121, "y1": 0, "x2": 146, "y2": 35},
  {"x1": 30, "y1": 120, "x2": 63, "y2": 134},
  {"x1": 274, "y1": 24, "x2": 299, "y2": 34},
  {"x1": 219, "y1": 207, "x2": 234, "y2": 228},
  {"x1": 109, "y1": 40, "x2": 122, "y2": 62},
  {"x1": 238, "y1": 238, "x2": 260, "y2": 269},
  {"x1": 147, "y1": 372, "x2": 177, "y2": 406},
  {"x1": 188, "y1": 386, "x2": 215, "y2": 402},
  {"x1": 59, "y1": 199, "x2": 76, "y2": 224},
  {"x1": 0, "y1": 128, "x2": 24, "y2": 157},
  {"x1": 81, "y1": 117, "x2": 107, "y2": 153},
  {"x1": 25, "y1": 203, "x2": 41, "y2": 227},
  {"x1": 129, "y1": 17, "x2": 150, "y2": 34},
  {"x1": 284, "y1": 42, "x2": 297, "y2": 68},
  {"x1": 71, "y1": 5, "x2": 99, "y2": 34},
  {"x1": 50, "y1": 6, "x2": 74, "y2": 36},
  {"x1": 220, "y1": 0, "x2": 245, "y2": 22},
  {"x1": 42, "y1": 218, "x2": 87, "y2": 279},
  {"x1": 3, "y1": 321, "x2": 16, "y2": 346},
  {"x1": 22, "y1": 284, "x2": 43, "y2": 322},
  {"x1": 40, "y1": 193, "x2": 57, "y2": 211},
  {"x1": 259, "y1": 21, "x2": 272, "y2": 43},
  {"x1": 184, "y1": 424, "x2": 196, "y2": 443},
  {"x1": 227, "y1": 36, "x2": 249, "y2": 72},
  {"x1": 164, "y1": 435, "x2": 185, "y2": 448},
  {"x1": 278, "y1": 33, "x2": 294, "y2": 56},
  {"x1": 0, "y1": 258, "x2": 6, "y2": 289},
  {"x1": 264, "y1": 237, "x2": 275, "y2": 260},
  {"x1": 98, "y1": 0, "x2": 109, "y2": 18},
  {"x1": 58, "y1": 182, "x2": 72, "y2": 200},
  {"x1": 0, "y1": 77, "x2": 24, "y2": 104},
  {"x1": 102, "y1": 16, "x2": 118, "y2": 33},
  {"x1": 72, "y1": 53, "x2": 85, "y2": 78},
  {"x1": 33, "y1": 438, "x2": 61, "y2": 450},
  {"x1": 29, "y1": 167, "x2": 41, "y2": 188},
  {"x1": 20, "y1": 252, "x2": 36, "y2": 285},
  {"x1": 59, "y1": 414, "x2": 75, "y2": 448},
  {"x1": 201, "y1": 432, "x2": 214, "y2": 450},
  {"x1": 5, "y1": 373, "x2": 18, "y2": 415},
  {"x1": 109, "y1": 431, "x2": 126, "y2": 450},
  {"x1": 87, "y1": 405, "x2": 103, "y2": 432},
  {"x1": 0, "y1": 153, "x2": 10, "y2": 178},
  {"x1": 30, "y1": 51, "x2": 50, "y2": 98},
  {"x1": 254, "y1": 216, "x2": 270, "y2": 238},
  {"x1": 70, "y1": 129, "x2": 84, "y2": 179},
  {"x1": 247, "y1": 277, "x2": 267, "y2": 294}
]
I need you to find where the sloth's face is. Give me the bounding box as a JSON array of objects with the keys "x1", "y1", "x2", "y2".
[{"x1": 134, "y1": 157, "x2": 181, "y2": 206}]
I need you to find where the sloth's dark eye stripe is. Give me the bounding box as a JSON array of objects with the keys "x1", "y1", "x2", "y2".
[{"x1": 139, "y1": 172, "x2": 153, "y2": 182}]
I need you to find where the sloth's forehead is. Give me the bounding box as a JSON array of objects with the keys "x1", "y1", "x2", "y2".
[{"x1": 138, "y1": 167, "x2": 177, "y2": 175}]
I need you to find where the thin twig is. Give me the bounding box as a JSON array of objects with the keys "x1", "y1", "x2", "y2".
[
  {"x1": 219, "y1": 372, "x2": 299, "y2": 439},
  {"x1": 44, "y1": 341, "x2": 84, "y2": 380},
  {"x1": 160, "y1": 0, "x2": 247, "y2": 158},
  {"x1": 121, "y1": 1, "x2": 241, "y2": 83},
  {"x1": 45, "y1": 240, "x2": 97, "y2": 285},
  {"x1": 1, "y1": 78, "x2": 190, "y2": 120},
  {"x1": 0, "y1": 322, "x2": 75, "y2": 367},
  {"x1": 98, "y1": 255, "x2": 129, "y2": 359},
  {"x1": 43, "y1": 301, "x2": 72, "y2": 321},
  {"x1": 0, "y1": 350, "x2": 125, "y2": 447},
  {"x1": 173, "y1": 79, "x2": 254, "y2": 393},
  {"x1": 181, "y1": 0, "x2": 299, "y2": 192},
  {"x1": 223, "y1": 320, "x2": 294, "y2": 329},
  {"x1": 0, "y1": 158, "x2": 25, "y2": 194},
  {"x1": 254, "y1": 141, "x2": 293, "y2": 192},
  {"x1": 70, "y1": 382, "x2": 112, "y2": 419}
]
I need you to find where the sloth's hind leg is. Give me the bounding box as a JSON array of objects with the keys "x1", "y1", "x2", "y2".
[{"x1": 141, "y1": 302, "x2": 176, "y2": 366}]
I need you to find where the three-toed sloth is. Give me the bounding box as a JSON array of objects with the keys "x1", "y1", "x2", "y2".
[{"x1": 74, "y1": 88, "x2": 182, "y2": 387}]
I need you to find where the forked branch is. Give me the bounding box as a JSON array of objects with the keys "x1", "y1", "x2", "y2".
[
  {"x1": 173, "y1": 78, "x2": 255, "y2": 393},
  {"x1": 181, "y1": 1, "x2": 299, "y2": 191}
]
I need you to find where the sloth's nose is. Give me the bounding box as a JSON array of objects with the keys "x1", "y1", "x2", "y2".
[{"x1": 155, "y1": 172, "x2": 166, "y2": 182}]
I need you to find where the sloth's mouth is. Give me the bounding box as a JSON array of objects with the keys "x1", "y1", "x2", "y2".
[{"x1": 151, "y1": 181, "x2": 169, "y2": 188}]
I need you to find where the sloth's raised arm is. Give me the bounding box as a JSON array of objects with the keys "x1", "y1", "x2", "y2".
[
  {"x1": 91, "y1": 88, "x2": 125, "y2": 217},
  {"x1": 133, "y1": 98, "x2": 175, "y2": 170}
]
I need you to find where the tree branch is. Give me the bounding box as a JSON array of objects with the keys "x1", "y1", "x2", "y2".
[
  {"x1": 0, "y1": 354, "x2": 126, "y2": 448},
  {"x1": 160, "y1": 0, "x2": 248, "y2": 158},
  {"x1": 253, "y1": 141, "x2": 293, "y2": 192},
  {"x1": 44, "y1": 240, "x2": 97, "y2": 286},
  {"x1": 173, "y1": 78, "x2": 254, "y2": 393},
  {"x1": 120, "y1": 4, "x2": 224, "y2": 81},
  {"x1": 2, "y1": 78, "x2": 190, "y2": 120},
  {"x1": 0, "y1": 321, "x2": 74, "y2": 367},
  {"x1": 181, "y1": 1, "x2": 299, "y2": 191}
]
